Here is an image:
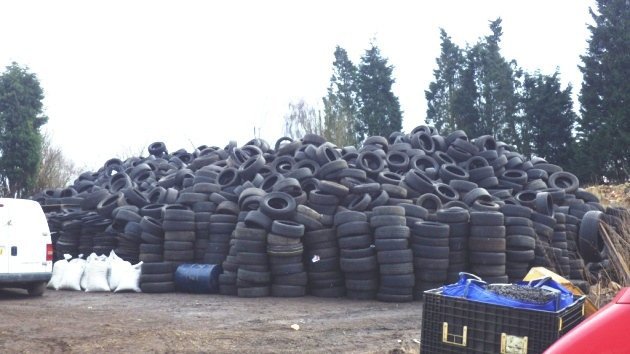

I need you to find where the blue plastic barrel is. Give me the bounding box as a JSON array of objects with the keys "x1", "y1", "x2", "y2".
[{"x1": 174, "y1": 263, "x2": 222, "y2": 294}]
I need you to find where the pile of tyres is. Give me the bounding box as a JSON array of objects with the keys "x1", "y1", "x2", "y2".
[{"x1": 32, "y1": 126, "x2": 629, "y2": 301}]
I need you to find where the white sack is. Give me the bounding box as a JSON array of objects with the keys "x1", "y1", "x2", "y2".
[
  {"x1": 58, "y1": 257, "x2": 86, "y2": 291},
  {"x1": 114, "y1": 261, "x2": 143, "y2": 293},
  {"x1": 47, "y1": 254, "x2": 72, "y2": 290},
  {"x1": 84, "y1": 253, "x2": 111, "y2": 292},
  {"x1": 108, "y1": 250, "x2": 130, "y2": 291}
]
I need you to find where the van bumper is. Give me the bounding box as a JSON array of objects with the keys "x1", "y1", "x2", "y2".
[{"x1": 0, "y1": 272, "x2": 52, "y2": 283}]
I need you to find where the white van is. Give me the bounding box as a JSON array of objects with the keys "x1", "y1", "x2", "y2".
[{"x1": 0, "y1": 198, "x2": 53, "y2": 296}]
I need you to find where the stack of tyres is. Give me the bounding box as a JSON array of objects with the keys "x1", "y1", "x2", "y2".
[
  {"x1": 221, "y1": 222, "x2": 266, "y2": 296},
  {"x1": 79, "y1": 213, "x2": 101, "y2": 256},
  {"x1": 114, "y1": 211, "x2": 142, "y2": 264},
  {"x1": 468, "y1": 211, "x2": 508, "y2": 283},
  {"x1": 139, "y1": 216, "x2": 164, "y2": 263},
  {"x1": 304, "y1": 226, "x2": 344, "y2": 298},
  {"x1": 219, "y1": 187, "x2": 266, "y2": 295},
  {"x1": 336, "y1": 210, "x2": 378, "y2": 300},
  {"x1": 235, "y1": 218, "x2": 270, "y2": 297},
  {"x1": 531, "y1": 210, "x2": 558, "y2": 271},
  {"x1": 55, "y1": 219, "x2": 81, "y2": 259},
  {"x1": 300, "y1": 211, "x2": 344, "y2": 297},
  {"x1": 400, "y1": 203, "x2": 428, "y2": 230},
  {"x1": 436, "y1": 207, "x2": 470, "y2": 283},
  {"x1": 162, "y1": 205, "x2": 195, "y2": 266},
  {"x1": 565, "y1": 214, "x2": 586, "y2": 280},
  {"x1": 235, "y1": 235, "x2": 270, "y2": 297},
  {"x1": 416, "y1": 193, "x2": 442, "y2": 221},
  {"x1": 193, "y1": 215, "x2": 210, "y2": 263},
  {"x1": 86, "y1": 217, "x2": 114, "y2": 256},
  {"x1": 190, "y1": 197, "x2": 217, "y2": 263},
  {"x1": 139, "y1": 203, "x2": 164, "y2": 219},
  {"x1": 206, "y1": 201, "x2": 239, "y2": 264},
  {"x1": 552, "y1": 212, "x2": 571, "y2": 277},
  {"x1": 308, "y1": 181, "x2": 342, "y2": 219},
  {"x1": 501, "y1": 205, "x2": 536, "y2": 282},
  {"x1": 140, "y1": 262, "x2": 175, "y2": 293},
  {"x1": 411, "y1": 221, "x2": 450, "y2": 298},
  {"x1": 535, "y1": 191, "x2": 563, "y2": 272},
  {"x1": 304, "y1": 181, "x2": 347, "y2": 297},
  {"x1": 35, "y1": 126, "x2": 629, "y2": 300},
  {"x1": 372, "y1": 206, "x2": 414, "y2": 302},
  {"x1": 235, "y1": 191, "x2": 296, "y2": 297},
  {"x1": 47, "y1": 213, "x2": 63, "y2": 261},
  {"x1": 267, "y1": 220, "x2": 307, "y2": 297}
]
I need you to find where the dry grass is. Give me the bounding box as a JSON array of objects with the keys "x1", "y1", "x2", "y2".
[
  {"x1": 586, "y1": 183, "x2": 630, "y2": 209},
  {"x1": 583, "y1": 184, "x2": 630, "y2": 308}
]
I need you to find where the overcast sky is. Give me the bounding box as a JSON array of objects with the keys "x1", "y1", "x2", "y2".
[{"x1": 1, "y1": 0, "x2": 596, "y2": 172}]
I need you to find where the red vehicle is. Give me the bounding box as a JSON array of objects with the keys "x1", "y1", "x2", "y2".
[{"x1": 545, "y1": 287, "x2": 630, "y2": 353}]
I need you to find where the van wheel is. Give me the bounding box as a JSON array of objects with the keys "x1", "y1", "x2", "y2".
[{"x1": 27, "y1": 282, "x2": 46, "y2": 297}]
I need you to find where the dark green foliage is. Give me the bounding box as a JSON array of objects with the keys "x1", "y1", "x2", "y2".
[
  {"x1": 521, "y1": 72, "x2": 577, "y2": 166},
  {"x1": 469, "y1": 19, "x2": 522, "y2": 148},
  {"x1": 426, "y1": 19, "x2": 521, "y2": 145},
  {"x1": 425, "y1": 29, "x2": 465, "y2": 133},
  {"x1": 356, "y1": 43, "x2": 403, "y2": 141},
  {"x1": 577, "y1": 0, "x2": 630, "y2": 183},
  {"x1": 0, "y1": 63, "x2": 47, "y2": 197},
  {"x1": 426, "y1": 19, "x2": 581, "y2": 167},
  {"x1": 452, "y1": 50, "x2": 481, "y2": 137},
  {"x1": 322, "y1": 46, "x2": 360, "y2": 146}
]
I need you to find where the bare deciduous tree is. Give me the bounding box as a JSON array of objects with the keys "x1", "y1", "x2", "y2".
[
  {"x1": 283, "y1": 99, "x2": 323, "y2": 140},
  {"x1": 33, "y1": 132, "x2": 79, "y2": 193}
]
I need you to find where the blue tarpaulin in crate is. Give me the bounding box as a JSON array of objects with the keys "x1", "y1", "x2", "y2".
[{"x1": 440, "y1": 272, "x2": 575, "y2": 312}]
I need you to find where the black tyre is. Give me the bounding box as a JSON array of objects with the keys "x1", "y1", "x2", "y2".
[
  {"x1": 140, "y1": 273, "x2": 173, "y2": 283},
  {"x1": 468, "y1": 238, "x2": 506, "y2": 252},
  {"x1": 470, "y1": 264, "x2": 506, "y2": 277},
  {"x1": 163, "y1": 250, "x2": 194, "y2": 261},
  {"x1": 338, "y1": 234, "x2": 372, "y2": 249},
  {"x1": 411, "y1": 244, "x2": 449, "y2": 259},
  {"x1": 506, "y1": 249, "x2": 535, "y2": 262},
  {"x1": 164, "y1": 241, "x2": 194, "y2": 251},
  {"x1": 374, "y1": 238, "x2": 409, "y2": 251},
  {"x1": 379, "y1": 262, "x2": 414, "y2": 275},
  {"x1": 141, "y1": 262, "x2": 174, "y2": 274},
  {"x1": 500, "y1": 204, "x2": 533, "y2": 218},
  {"x1": 141, "y1": 281, "x2": 175, "y2": 293},
  {"x1": 260, "y1": 192, "x2": 297, "y2": 219},
  {"x1": 373, "y1": 225, "x2": 410, "y2": 239},
  {"x1": 469, "y1": 251, "x2": 506, "y2": 265},
  {"x1": 469, "y1": 211, "x2": 504, "y2": 226},
  {"x1": 164, "y1": 231, "x2": 196, "y2": 242},
  {"x1": 413, "y1": 256, "x2": 449, "y2": 270},
  {"x1": 271, "y1": 285, "x2": 306, "y2": 297},
  {"x1": 340, "y1": 256, "x2": 378, "y2": 272},
  {"x1": 506, "y1": 235, "x2": 536, "y2": 249},
  {"x1": 412, "y1": 221, "x2": 449, "y2": 238},
  {"x1": 271, "y1": 220, "x2": 305, "y2": 238},
  {"x1": 470, "y1": 225, "x2": 506, "y2": 238},
  {"x1": 370, "y1": 215, "x2": 406, "y2": 228},
  {"x1": 238, "y1": 286, "x2": 270, "y2": 297},
  {"x1": 379, "y1": 274, "x2": 415, "y2": 288},
  {"x1": 377, "y1": 249, "x2": 413, "y2": 264}
]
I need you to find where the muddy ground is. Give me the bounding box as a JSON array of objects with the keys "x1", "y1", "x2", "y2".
[{"x1": 0, "y1": 288, "x2": 423, "y2": 353}]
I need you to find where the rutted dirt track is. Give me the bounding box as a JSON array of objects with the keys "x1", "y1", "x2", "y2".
[{"x1": 0, "y1": 289, "x2": 422, "y2": 353}]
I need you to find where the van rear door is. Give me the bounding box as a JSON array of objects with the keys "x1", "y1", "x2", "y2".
[
  {"x1": 0, "y1": 202, "x2": 9, "y2": 273},
  {"x1": 6, "y1": 199, "x2": 51, "y2": 273}
]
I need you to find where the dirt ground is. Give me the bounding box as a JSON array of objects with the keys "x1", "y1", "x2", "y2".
[{"x1": 0, "y1": 288, "x2": 423, "y2": 353}]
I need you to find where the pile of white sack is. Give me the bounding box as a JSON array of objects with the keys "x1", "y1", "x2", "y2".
[{"x1": 47, "y1": 251, "x2": 142, "y2": 292}]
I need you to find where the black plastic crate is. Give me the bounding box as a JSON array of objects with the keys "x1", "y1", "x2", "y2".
[{"x1": 421, "y1": 288, "x2": 585, "y2": 354}]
